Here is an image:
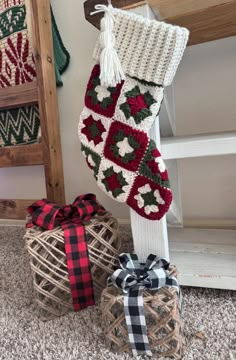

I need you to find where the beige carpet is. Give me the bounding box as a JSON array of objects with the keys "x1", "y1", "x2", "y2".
[{"x1": 0, "y1": 226, "x2": 235, "y2": 360}]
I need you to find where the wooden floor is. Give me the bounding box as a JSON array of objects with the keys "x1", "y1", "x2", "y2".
[{"x1": 169, "y1": 227, "x2": 236, "y2": 290}]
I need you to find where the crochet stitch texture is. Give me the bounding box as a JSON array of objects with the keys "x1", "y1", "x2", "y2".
[
  {"x1": 79, "y1": 65, "x2": 172, "y2": 220},
  {"x1": 93, "y1": 8, "x2": 189, "y2": 87},
  {"x1": 80, "y1": 8, "x2": 189, "y2": 220},
  {"x1": 0, "y1": 0, "x2": 70, "y2": 147}
]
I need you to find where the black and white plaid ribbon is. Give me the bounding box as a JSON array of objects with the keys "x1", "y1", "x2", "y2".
[{"x1": 109, "y1": 253, "x2": 181, "y2": 357}]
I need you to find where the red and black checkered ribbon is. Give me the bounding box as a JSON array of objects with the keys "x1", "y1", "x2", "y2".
[{"x1": 26, "y1": 194, "x2": 106, "y2": 311}]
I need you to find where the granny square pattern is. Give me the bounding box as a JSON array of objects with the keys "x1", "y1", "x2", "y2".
[
  {"x1": 79, "y1": 107, "x2": 111, "y2": 154},
  {"x1": 85, "y1": 64, "x2": 124, "y2": 118},
  {"x1": 97, "y1": 159, "x2": 135, "y2": 202},
  {"x1": 79, "y1": 66, "x2": 172, "y2": 221},
  {"x1": 115, "y1": 76, "x2": 164, "y2": 132},
  {"x1": 104, "y1": 121, "x2": 149, "y2": 172},
  {"x1": 127, "y1": 176, "x2": 172, "y2": 220}
]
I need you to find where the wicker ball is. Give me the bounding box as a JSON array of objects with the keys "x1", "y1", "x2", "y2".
[
  {"x1": 101, "y1": 267, "x2": 183, "y2": 359},
  {"x1": 24, "y1": 214, "x2": 120, "y2": 317}
]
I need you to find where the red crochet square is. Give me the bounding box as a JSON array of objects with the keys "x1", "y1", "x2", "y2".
[
  {"x1": 127, "y1": 176, "x2": 172, "y2": 220},
  {"x1": 85, "y1": 65, "x2": 124, "y2": 118},
  {"x1": 104, "y1": 121, "x2": 149, "y2": 172}
]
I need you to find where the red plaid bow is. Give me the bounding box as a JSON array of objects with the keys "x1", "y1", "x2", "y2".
[{"x1": 26, "y1": 194, "x2": 106, "y2": 311}]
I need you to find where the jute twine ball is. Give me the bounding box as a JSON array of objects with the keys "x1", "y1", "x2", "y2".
[
  {"x1": 101, "y1": 266, "x2": 183, "y2": 359},
  {"x1": 24, "y1": 214, "x2": 120, "y2": 318}
]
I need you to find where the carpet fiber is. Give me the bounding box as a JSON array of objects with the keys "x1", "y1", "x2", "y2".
[{"x1": 0, "y1": 226, "x2": 235, "y2": 360}]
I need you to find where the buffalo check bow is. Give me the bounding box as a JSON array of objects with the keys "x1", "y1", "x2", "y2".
[
  {"x1": 109, "y1": 253, "x2": 181, "y2": 357},
  {"x1": 26, "y1": 194, "x2": 106, "y2": 311}
]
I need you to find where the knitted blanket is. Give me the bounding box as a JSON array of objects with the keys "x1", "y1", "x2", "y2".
[{"x1": 0, "y1": 0, "x2": 70, "y2": 147}]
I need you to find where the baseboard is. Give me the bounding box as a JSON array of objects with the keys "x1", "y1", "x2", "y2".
[
  {"x1": 0, "y1": 218, "x2": 130, "y2": 227},
  {"x1": 118, "y1": 218, "x2": 236, "y2": 230},
  {"x1": 0, "y1": 219, "x2": 25, "y2": 226},
  {"x1": 183, "y1": 218, "x2": 236, "y2": 230},
  {"x1": 0, "y1": 217, "x2": 235, "y2": 230},
  {"x1": 118, "y1": 218, "x2": 131, "y2": 226}
]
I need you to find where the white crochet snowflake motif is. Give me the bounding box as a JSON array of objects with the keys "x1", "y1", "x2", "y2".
[
  {"x1": 95, "y1": 85, "x2": 111, "y2": 102},
  {"x1": 116, "y1": 137, "x2": 134, "y2": 157},
  {"x1": 155, "y1": 156, "x2": 166, "y2": 173},
  {"x1": 134, "y1": 184, "x2": 165, "y2": 215},
  {"x1": 87, "y1": 154, "x2": 95, "y2": 168}
]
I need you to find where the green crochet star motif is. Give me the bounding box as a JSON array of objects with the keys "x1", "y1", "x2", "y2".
[
  {"x1": 87, "y1": 76, "x2": 117, "y2": 110},
  {"x1": 89, "y1": 123, "x2": 100, "y2": 138},
  {"x1": 120, "y1": 85, "x2": 156, "y2": 124},
  {"x1": 110, "y1": 129, "x2": 140, "y2": 164},
  {"x1": 102, "y1": 166, "x2": 128, "y2": 198},
  {"x1": 81, "y1": 144, "x2": 101, "y2": 180},
  {"x1": 142, "y1": 191, "x2": 159, "y2": 207}
]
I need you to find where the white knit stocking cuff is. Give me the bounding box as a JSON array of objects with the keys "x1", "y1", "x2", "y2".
[{"x1": 93, "y1": 8, "x2": 189, "y2": 87}]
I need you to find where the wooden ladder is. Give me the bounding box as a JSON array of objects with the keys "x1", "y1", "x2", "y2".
[
  {"x1": 0, "y1": 0, "x2": 65, "y2": 220},
  {"x1": 84, "y1": 0, "x2": 236, "y2": 290}
]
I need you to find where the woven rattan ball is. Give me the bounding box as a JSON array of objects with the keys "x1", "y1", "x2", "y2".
[
  {"x1": 25, "y1": 214, "x2": 120, "y2": 318},
  {"x1": 101, "y1": 267, "x2": 183, "y2": 359}
]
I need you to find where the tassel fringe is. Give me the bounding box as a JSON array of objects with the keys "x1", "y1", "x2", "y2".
[{"x1": 91, "y1": 3, "x2": 125, "y2": 87}]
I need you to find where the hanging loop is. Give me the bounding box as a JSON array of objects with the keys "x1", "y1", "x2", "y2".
[{"x1": 90, "y1": 2, "x2": 114, "y2": 17}]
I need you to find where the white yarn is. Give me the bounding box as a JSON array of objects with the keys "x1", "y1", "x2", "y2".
[
  {"x1": 116, "y1": 137, "x2": 134, "y2": 157},
  {"x1": 91, "y1": 3, "x2": 125, "y2": 87},
  {"x1": 156, "y1": 156, "x2": 166, "y2": 173},
  {"x1": 93, "y1": 8, "x2": 189, "y2": 86},
  {"x1": 94, "y1": 85, "x2": 111, "y2": 102}
]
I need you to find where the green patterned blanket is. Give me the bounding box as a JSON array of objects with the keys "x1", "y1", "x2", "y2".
[{"x1": 0, "y1": 0, "x2": 70, "y2": 147}]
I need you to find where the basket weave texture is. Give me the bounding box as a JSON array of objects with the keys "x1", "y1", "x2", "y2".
[
  {"x1": 101, "y1": 267, "x2": 183, "y2": 359},
  {"x1": 25, "y1": 214, "x2": 120, "y2": 317}
]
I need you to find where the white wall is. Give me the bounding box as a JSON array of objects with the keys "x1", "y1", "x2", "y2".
[{"x1": 0, "y1": 1, "x2": 235, "y2": 222}]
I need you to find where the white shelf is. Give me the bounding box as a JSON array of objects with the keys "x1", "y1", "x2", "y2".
[
  {"x1": 169, "y1": 227, "x2": 236, "y2": 290},
  {"x1": 162, "y1": 132, "x2": 236, "y2": 160}
]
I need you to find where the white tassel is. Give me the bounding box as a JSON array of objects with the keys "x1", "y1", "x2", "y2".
[{"x1": 90, "y1": 2, "x2": 125, "y2": 87}]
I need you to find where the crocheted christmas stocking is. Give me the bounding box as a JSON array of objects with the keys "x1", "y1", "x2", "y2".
[
  {"x1": 79, "y1": 65, "x2": 172, "y2": 220},
  {"x1": 79, "y1": 5, "x2": 189, "y2": 220}
]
